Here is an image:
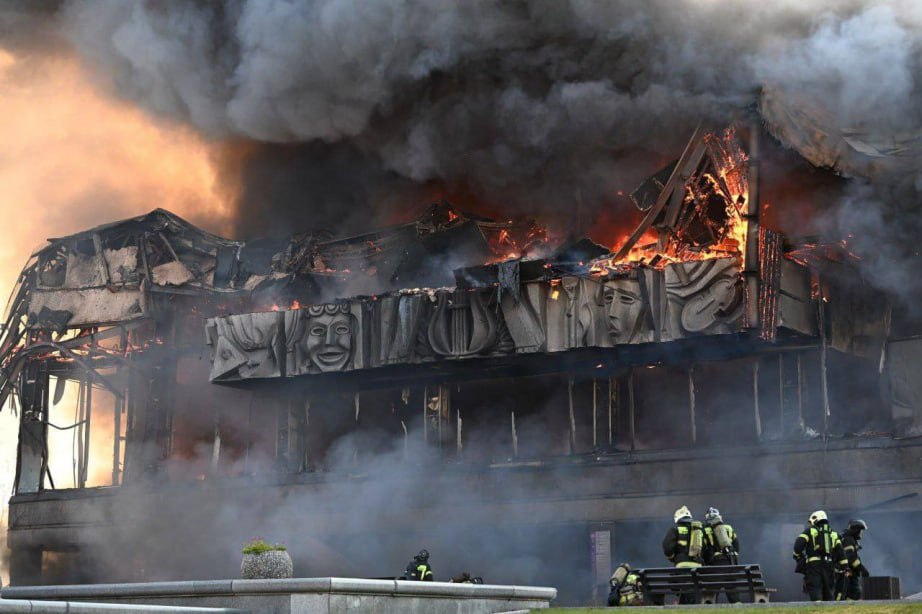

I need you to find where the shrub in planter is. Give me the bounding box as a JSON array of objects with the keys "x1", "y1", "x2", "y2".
[{"x1": 241, "y1": 539, "x2": 293, "y2": 579}]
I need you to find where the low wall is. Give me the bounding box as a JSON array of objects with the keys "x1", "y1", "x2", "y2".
[
  {"x1": 0, "y1": 600, "x2": 242, "y2": 613},
  {"x1": 2, "y1": 578, "x2": 557, "y2": 614}
]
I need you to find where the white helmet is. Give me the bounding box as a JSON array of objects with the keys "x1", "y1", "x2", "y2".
[
  {"x1": 674, "y1": 505, "x2": 692, "y2": 523},
  {"x1": 809, "y1": 510, "x2": 828, "y2": 526},
  {"x1": 705, "y1": 507, "x2": 722, "y2": 526}
]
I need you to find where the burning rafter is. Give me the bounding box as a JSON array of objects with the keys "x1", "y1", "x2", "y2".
[{"x1": 600, "y1": 128, "x2": 749, "y2": 273}]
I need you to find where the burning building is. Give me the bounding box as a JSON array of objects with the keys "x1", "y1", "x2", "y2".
[{"x1": 1, "y1": 119, "x2": 920, "y2": 604}]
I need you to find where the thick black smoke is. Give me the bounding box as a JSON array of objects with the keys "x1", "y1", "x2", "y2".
[{"x1": 4, "y1": 0, "x2": 919, "y2": 249}]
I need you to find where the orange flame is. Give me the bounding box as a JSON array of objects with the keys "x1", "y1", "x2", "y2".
[{"x1": 597, "y1": 130, "x2": 749, "y2": 274}]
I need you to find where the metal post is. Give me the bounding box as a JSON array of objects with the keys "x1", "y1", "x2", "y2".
[
  {"x1": 76, "y1": 377, "x2": 85, "y2": 489},
  {"x1": 568, "y1": 376, "x2": 577, "y2": 454},
  {"x1": 592, "y1": 378, "x2": 597, "y2": 448},
  {"x1": 753, "y1": 358, "x2": 762, "y2": 440},
  {"x1": 82, "y1": 372, "x2": 92, "y2": 486},
  {"x1": 778, "y1": 354, "x2": 785, "y2": 437},
  {"x1": 607, "y1": 376, "x2": 614, "y2": 446},
  {"x1": 819, "y1": 287, "x2": 830, "y2": 442},
  {"x1": 628, "y1": 370, "x2": 636, "y2": 451},
  {"x1": 112, "y1": 367, "x2": 123, "y2": 486},
  {"x1": 796, "y1": 353, "x2": 804, "y2": 434},
  {"x1": 401, "y1": 420, "x2": 408, "y2": 460},
  {"x1": 40, "y1": 363, "x2": 51, "y2": 490},
  {"x1": 511, "y1": 412, "x2": 518, "y2": 458},
  {"x1": 688, "y1": 365, "x2": 697, "y2": 445},
  {"x1": 438, "y1": 385, "x2": 445, "y2": 453},
  {"x1": 456, "y1": 410, "x2": 462, "y2": 458},
  {"x1": 423, "y1": 385, "x2": 428, "y2": 443}
]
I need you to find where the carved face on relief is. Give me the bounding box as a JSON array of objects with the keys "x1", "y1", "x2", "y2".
[
  {"x1": 305, "y1": 304, "x2": 354, "y2": 372},
  {"x1": 602, "y1": 279, "x2": 645, "y2": 343}
]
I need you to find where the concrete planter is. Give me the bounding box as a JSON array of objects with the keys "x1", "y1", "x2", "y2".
[{"x1": 240, "y1": 550, "x2": 293, "y2": 579}]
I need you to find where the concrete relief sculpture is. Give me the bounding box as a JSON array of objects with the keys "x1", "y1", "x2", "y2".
[
  {"x1": 425, "y1": 289, "x2": 513, "y2": 358},
  {"x1": 206, "y1": 263, "x2": 745, "y2": 381},
  {"x1": 286, "y1": 302, "x2": 363, "y2": 375},
  {"x1": 371, "y1": 294, "x2": 425, "y2": 366},
  {"x1": 664, "y1": 258, "x2": 743, "y2": 339},
  {"x1": 206, "y1": 312, "x2": 283, "y2": 381},
  {"x1": 500, "y1": 282, "x2": 547, "y2": 353},
  {"x1": 601, "y1": 275, "x2": 655, "y2": 345},
  {"x1": 546, "y1": 277, "x2": 608, "y2": 351}
]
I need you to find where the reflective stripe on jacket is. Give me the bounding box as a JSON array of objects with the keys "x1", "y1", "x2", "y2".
[{"x1": 793, "y1": 525, "x2": 847, "y2": 568}]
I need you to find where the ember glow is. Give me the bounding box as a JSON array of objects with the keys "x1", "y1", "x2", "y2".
[{"x1": 593, "y1": 129, "x2": 751, "y2": 274}]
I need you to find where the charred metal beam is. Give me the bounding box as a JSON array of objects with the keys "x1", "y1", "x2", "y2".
[
  {"x1": 612, "y1": 124, "x2": 705, "y2": 261},
  {"x1": 660, "y1": 140, "x2": 709, "y2": 233}
]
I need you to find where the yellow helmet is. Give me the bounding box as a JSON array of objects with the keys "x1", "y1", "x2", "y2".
[
  {"x1": 674, "y1": 505, "x2": 692, "y2": 523},
  {"x1": 809, "y1": 510, "x2": 828, "y2": 525}
]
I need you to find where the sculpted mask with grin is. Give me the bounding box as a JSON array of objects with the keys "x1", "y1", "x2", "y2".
[{"x1": 306, "y1": 312, "x2": 353, "y2": 371}]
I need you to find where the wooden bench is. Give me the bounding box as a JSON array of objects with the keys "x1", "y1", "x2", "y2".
[{"x1": 637, "y1": 564, "x2": 773, "y2": 604}]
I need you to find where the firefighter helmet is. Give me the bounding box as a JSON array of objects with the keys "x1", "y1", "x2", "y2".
[
  {"x1": 416, "y1": 549, "x2": 430, "y2": 562},
  {"x1": 847, "y1": 519, "x2": 868, "y2": 536},
  {"x1": 809, "y1": 510, "x2": 828, "y2": 526},
  {"x1": 674, "y1": 505, "x2": 692, "y2": 523},
  {"x1": 704, "y1": 507, "x2": 722, "y2": 526}
]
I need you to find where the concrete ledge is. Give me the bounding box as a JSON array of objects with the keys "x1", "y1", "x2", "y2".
[
  {"x1": 229, "y1": 579, "x2": 334, "y2": 594},
  {"x1": 0, "y1": 599, "x2": 243, "y2": 613},
  {"x1": 3, "y1": 578, "x2": 557, "y2": 601},
  {"x1": 2, "y1": 578, "x2": 557, "y2": 614}
]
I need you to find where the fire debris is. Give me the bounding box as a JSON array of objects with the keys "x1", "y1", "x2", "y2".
[{"x1": 601, "y1": 128, "x2": 750, "y2": 272}]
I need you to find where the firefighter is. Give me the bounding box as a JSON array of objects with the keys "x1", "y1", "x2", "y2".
[
  {"x1": 607, "y1": 563, "x2": 644, "y2": 607},
  {"x1": 402, "y1": 549, "x2": 434, "y2": 581},
  {"x1": 793, "y1": 510, "x2": 847, "y2": 601},
  {"x1": 450, "y1": 572, "x2": 484, "y2": 584},
  {"x1": 835, "y1": 519, "x2": 870, "y2": 601},
  {"x1": 662, "y1": 506, "x2": 705, "y2": 604},
  {"x1": 703, "y1": 507, "x2": 740, "y2": 603}
]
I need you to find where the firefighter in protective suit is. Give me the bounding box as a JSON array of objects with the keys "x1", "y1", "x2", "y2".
[
  {"x1": 703, "y1": 507, "x2": 740, "y2": 603},
  {"x1": 402, "y1": 549, "x2": 434, "y2": 581},
  {"x1": 835, "y1": 519, "x2": 869, "y2": 601},
  {"x1": 607, "y1": 563, "x2": 644, "y2": 607},
  {"x1": 793, "y1": 510, "x2": 847, "y2": 601},
  {"x1": 662, "y1": 506, "x2": 705, "y2": 604}
]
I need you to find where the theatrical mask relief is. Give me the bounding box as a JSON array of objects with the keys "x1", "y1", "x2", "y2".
[{"x1": 206, "y1": 257, "x2": 744, "y2": 381}]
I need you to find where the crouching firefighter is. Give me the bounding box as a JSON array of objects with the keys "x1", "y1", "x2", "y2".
[
  {"x1": 662, "y1": 506, "x2": 705, "y2": 604},
  {"x1": 793, "y1": 510, "x2": 847, "y2": 601},
  {"x1": 607, "y1": 563, "x2": 643, "y2": 607},
  {"x1": 703, "y1": 507, "x2": 740, "y2": 603},
  {"x1": 835, "y1": 519, "x2": 869, "y2": 601},
  {"x1": 402, "y1": 549, "x2": 434, "y2": 581}
]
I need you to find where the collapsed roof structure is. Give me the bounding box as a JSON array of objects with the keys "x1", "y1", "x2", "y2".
[{"x1": 1, "y1": 119, "x2": 918, "y2": 603}]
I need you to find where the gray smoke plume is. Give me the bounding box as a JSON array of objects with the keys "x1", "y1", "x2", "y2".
[{"x1": 7, "y1": 0, "x2": 910, "y2": 248}]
